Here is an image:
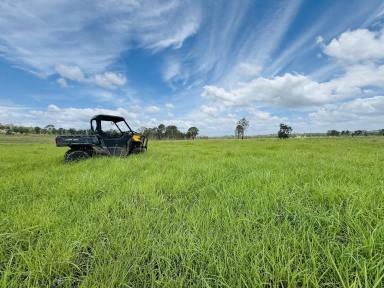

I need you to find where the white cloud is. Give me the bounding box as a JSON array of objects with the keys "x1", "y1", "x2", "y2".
[
  {"x1": 0, "y1": 105, "x2": 139, "y2": 128},
  {"x1": 200, "y1": 105, "x2": 219, "y2": 116},
  {"x1": 254, "y1": 110, "x2": 273, "y2": 120},
  {"x1": 54, "y1": 64, "x2": 126, "y2": 89},
  {"x1": 47, "y1": 104, "x2": 60, "y2": 112},
  {"x1": 145, "y1": 106, "x2": 161, "y2": 113},
  {"x1": 203, "y1": 63, "x2": 384, "y2": 108},
  {"x1": 309, "y1": 96, "x2": 384, "y2": 129},
  {"x1": 55, "y1": 64, "x2": 85, "y2": 82},
  {"x1": 56, "y1": 78, "x2": 68, "y2": 88},
  {"x1": 92, "y1": 72, "x2": 126, "y2": 89},
  {"x1": 165, "y1": 103, "x2": 175, "y2": 109},
  {"x1": 203, "y1": 73, "x2": 334, "y2": 107},
  {"x1": 329, "y1": 64, "x2": 384, "y2": 95},
  {"x1": 324, "y1": 28, "x2": 384, "y2": 63},
  {"x1": 202, "y1": 86, "x2": 234, "y2": 103},
  {"x1": 311, "y1": 96, "x2": 384, "y2": 119},
  {"x1": 316, "y1": 36, "x2": 324, "y2": 44}
]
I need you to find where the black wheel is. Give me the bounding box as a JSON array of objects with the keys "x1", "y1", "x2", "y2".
[
  {"x1": 130, "y1": 147, "x2": 146, "y2": 154},
  {"x1": 64, "y1": 149, "x2": 90, "y2": 162}
]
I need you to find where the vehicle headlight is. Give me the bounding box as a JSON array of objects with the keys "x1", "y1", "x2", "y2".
[{"x1": 132, "y1": 135, "x2": 141, "y2": 142}]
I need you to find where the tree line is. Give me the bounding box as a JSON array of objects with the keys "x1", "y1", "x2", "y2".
[
  {"x1": 0, "y1": 124, "x2": 91, "y2": 135},
  {"x1": 234, "y1": 117, "x2": 383, "y2": 139},
  {"x1": 326, "y1": 129, "x2": 384, "y2": 136},
  {"x1": 0, "y1": 123, "x2": 200, "y2": 140},
  {"x1": 140, "y1": 124, "x2": 199, "y2": 140},
  {"x1": 1, "y1": 121, "x2": 383, "y2": 138}
]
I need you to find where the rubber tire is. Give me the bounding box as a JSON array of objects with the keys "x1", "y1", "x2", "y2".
[
  {"x1": 130, "y1": 147, "x2": 146, "y2": 154},
  {"x1": 64, "y1": 149, "x2": 90, "y2": 162}
]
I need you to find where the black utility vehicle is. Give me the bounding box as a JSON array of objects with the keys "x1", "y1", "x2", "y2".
[{"x1": 56, "y1": 115, "x2": 148, "y2": 162}]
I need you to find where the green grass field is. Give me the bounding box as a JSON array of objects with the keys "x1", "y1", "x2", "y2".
[{"x1": 0, "y1": 136, "x2": 383, "y2": 287}]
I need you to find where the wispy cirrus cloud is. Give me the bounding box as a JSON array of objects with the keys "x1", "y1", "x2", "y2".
[
  {"x1": 160, "y1": 0, "x2": 304, "y2": 90},
  {"x1": 0, "y1": 0, "x2": 201, "y2": 78},
  {"x1": 237, "y1": 0, "x2": 303, "y2": 69}
]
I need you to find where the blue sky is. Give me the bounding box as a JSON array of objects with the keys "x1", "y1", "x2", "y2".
[{"x1": 0, "y1": 0, "x2": 384, "y2": 135}]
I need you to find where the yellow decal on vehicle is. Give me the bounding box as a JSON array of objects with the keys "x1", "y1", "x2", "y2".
[{"x1": 132, "y1": 135, "x2": 141, "y2": 142}]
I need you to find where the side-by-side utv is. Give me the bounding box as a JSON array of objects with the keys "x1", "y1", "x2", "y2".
[{"x1": 56, "y1": 115, "x2": 148, "y2": 162}]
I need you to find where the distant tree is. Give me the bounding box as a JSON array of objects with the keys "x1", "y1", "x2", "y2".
[
  {"x1": 187, "y1": 127, "x2": 199, "y2": 140},
  {"x1": 380, "y1": 129, "x2": 384, "y2": 136},
  {"x1": 150, "y1": 127, "x2": 159, "y2": 138},
  {"x1": 235, "y1": 125, "x2": 244, "y2": 139},
  {"x1": 140, "y1": 125, "x2": 188, "y2": 140},
  {"x1": 278, "y1": 123, "x2": 292, "y2": 139},
  {"x1": 236, "y1": 118, "x2": 249, "y2": 139},
  {"x1": 341, "y1": 130, "x2": 350, "y2": 136},
  {"x1": 352, "y1": 130, "x2": 361, "y2": 136},
  {"x1": 13, "y1": 126, "x2": 28, "y2": 134},
  {"x1": 157, "y1": 124, "x2": 165, "y2": 139},
  {"x1": 57, "y1": 128, "x2": 65, "y2": 135},
  {"x1": 44, "y1": 124, "x2": 55, "y2": 133},
  {"x1": 352, "y1": 130, "x2": 368, "y2": 136},
  {"x1": 165, "y1": 125, "x2": 178, "y2": 139},
  {"x1": 327, "y1": 130, "x2": 340, "y2": 136},
  {"x1": 138, "y1": 127, "x2": 147, "y2": 134},
  {"x1": 177, "y1": 130, "x2": 186, "y2": 139},
  {"x1": 34, "y1": 126, "x2": 41, "y2": 134},
  {"x1": 141, "y1": 127, "x2": 156, "y2": 139}
]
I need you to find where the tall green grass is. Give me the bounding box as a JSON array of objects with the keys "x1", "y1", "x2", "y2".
[{"x1": 0, "y1": 137, "x2": 383, "y2": 287}]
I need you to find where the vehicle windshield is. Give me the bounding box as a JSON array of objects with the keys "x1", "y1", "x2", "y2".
[
  {"x1": 115, "y1": 121, "x2": 131, "y2": 133},
  {"x1": 95, "y1": 120, "x2": 131, "y2": 136}
]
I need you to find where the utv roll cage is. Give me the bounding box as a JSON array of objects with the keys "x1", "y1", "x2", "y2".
[{"x1": 90, "y1": 114, "x2": 133, "y2": 134}]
